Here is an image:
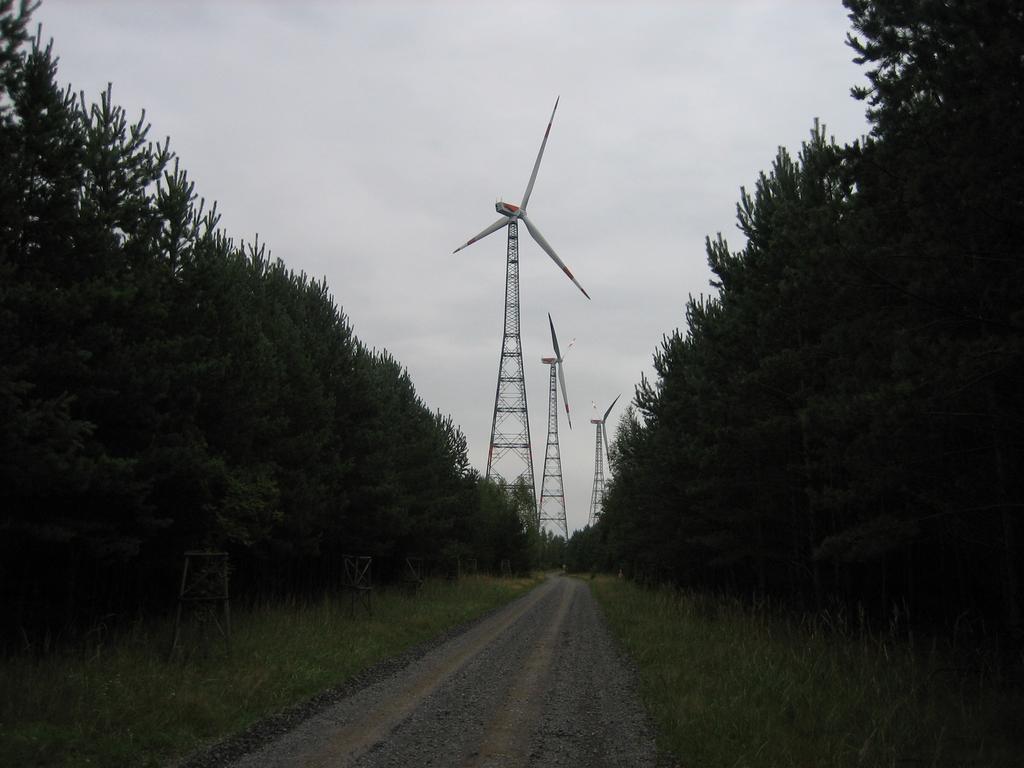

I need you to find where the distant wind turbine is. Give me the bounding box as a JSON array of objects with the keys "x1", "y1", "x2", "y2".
[
  {"x1": 538, "y1": 314, "x2": 574, "y2": 539},
  {"x1": 588, "y1": 394, "x2": 620, "y2": 526}
]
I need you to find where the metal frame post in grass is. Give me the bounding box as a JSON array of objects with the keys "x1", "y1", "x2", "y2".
[
  {"x1": 343, "y1": 555, "x2": 373, "y2": 616},
  {"x1": 169, "y1": 551, "x2": 231, "y2": 658},
  {"x1": 448, "y1": 556, "x2": 461, "y2": 581},
  {"x1": 403, "y1": 556, "x2": 423, "y2": 595}
]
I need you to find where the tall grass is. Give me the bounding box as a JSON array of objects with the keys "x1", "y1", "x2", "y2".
[
  {"x1": 0, "y1": 575, "x2": 539, "y2": 768},
  {"x1": 592, "y1": 577, "x2": 1022, "y2": 767}
]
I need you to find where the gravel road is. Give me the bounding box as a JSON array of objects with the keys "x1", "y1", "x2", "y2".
[{"x1": 207, "y1": 574, "x2": 657, "y2": 768}]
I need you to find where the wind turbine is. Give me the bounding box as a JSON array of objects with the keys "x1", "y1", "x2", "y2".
[
  {"x1": 588, "y1": 394, "x2": 620, "y2": 526},
  {"x1": 453, "y1": 97, "x2": 589, "y2": 300},
  {"x1": 538, "y1": 314, "x2": 573, "y2": 539},
  {"x1": 453, "y1": 97, "x2": 589, "y2": 513}
]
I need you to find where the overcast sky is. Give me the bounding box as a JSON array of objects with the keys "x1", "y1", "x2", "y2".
[{"x1": 36, "y1": 0, "x2": 871, "y2": 535}]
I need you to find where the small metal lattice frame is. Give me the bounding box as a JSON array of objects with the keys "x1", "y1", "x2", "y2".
[
  {"x1": 464, "y1": 558, "x2": 478, "y2": 575},
  {"x1": 447, "y1": 556, "x2": 462, "y2": 581},
  {"x1": 343, "y1": 555, "x2": 373, "y2": 616},
  {"x1": 169, "y1": 551, "x2": 231, "y2": 658},
  {"x1": 403, "y1": 557, "x2": 424, "y2": 594},
  {"x1": 500, "y1": 558, "x2": 512, "y2": 578}
]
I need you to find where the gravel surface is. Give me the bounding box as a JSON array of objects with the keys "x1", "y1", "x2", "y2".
[{"x1": 183, "y1": 575, "x2": 658, "y2": 768}]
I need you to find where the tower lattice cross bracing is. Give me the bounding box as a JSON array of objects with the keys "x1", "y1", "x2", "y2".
[
  {"x1": 538, "y1": 361, "x2": 568, "y2": 538},
  {"x1": 588, "y1": 395, "x2": 620, "y2": 526},
  {"x1": 485, "y1": 221, "x2": 537, "y2": 519},
  {"x1": 588, "y1": 420, "x2": 605, "y2": 526}
]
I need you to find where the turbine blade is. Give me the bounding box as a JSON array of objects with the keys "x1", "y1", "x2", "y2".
[
  {"x1": 557, "y1": 360, "x2": 571, "y2": 430},
  {"x1": 548, "y1": 313, "x2": 561, "y2": 360},
  {"x1": 562, "y1": 337, "x2": 575, "y2": 361},
  {"x1": 521, "y1": 96, "x2": 559, "y2": 211},
  {"x1": 603, "y1": 423, "x2": 611, "y2": 467},
  {"x1": 520, "y1": 213, "x2": 590, "y2": 299},
  {"x1": 603, "y1": 393, "x2": 621, "y2": 423},
  {"x1": 453, "y1": 217, "x2": 509, "y2": 253}
]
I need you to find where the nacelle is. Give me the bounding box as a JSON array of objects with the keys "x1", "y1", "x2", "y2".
[{"x1": 495, "y1": 201, "x2": 520, "y2": 217}]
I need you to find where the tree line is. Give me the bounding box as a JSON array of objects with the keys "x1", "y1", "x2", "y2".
[
  {"x1": 585, "y1": 0, "x2": 1023, "y2": 643},
  {"x1": 0, "y1": 0, "x2": 546, "y2": 651}
]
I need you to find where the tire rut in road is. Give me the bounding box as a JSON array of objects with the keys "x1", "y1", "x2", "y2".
[{"x1": 459, "y1": 575, "x2": 575, "y2": 767}]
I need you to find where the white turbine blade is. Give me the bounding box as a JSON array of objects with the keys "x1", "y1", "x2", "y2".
[
  {"x1": 603, "y1": 423, "x2": 611, "y2": 467},
  {"x1": 603, "y1": 394, "x2": 621, "y2": 423},
  {"x1": 562, "y1": 337, "x2": 576, "y2": 361},
  {"x1": 520, "y1": 213, "x2": 590, "y2": 299},
  {"x1": 453, "y1": 217, "x2": 509, "y2": 253},
  {"x1": 548, "y1": 313, "x2": 562, "y2": 360},
  {"x1": 521, "y1": 96, "x2": 559, "y2": 211},
  {"x1": 557, "y1": 360, "x2": 571, "y2": 430}
]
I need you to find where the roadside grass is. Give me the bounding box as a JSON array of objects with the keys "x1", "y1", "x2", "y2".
[
  {"x1": 591, "y1": 576, "x2": 1023, "y2": 768},
  {"x1": 0, "y1": 574, "x2": 540, "y2": 768}
]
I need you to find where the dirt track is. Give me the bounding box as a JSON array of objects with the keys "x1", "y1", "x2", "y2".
[{"x1": 223, "y1": 575, "x2": 657, "y2": 767}]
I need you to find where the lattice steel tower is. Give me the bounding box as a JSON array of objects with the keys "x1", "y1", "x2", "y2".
[
  {"x1": 588, "y1": 395, "x2": 620, "y2": 526},
  {"x1": 588, "y1": 418, "x2": 606, "y2": 526},
  {"x1": 485, "y1": 221, "x2": 537, "y2": 521},
  {"x1": 538, "y1": 314, "x2": 572, "y2": 539}
]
